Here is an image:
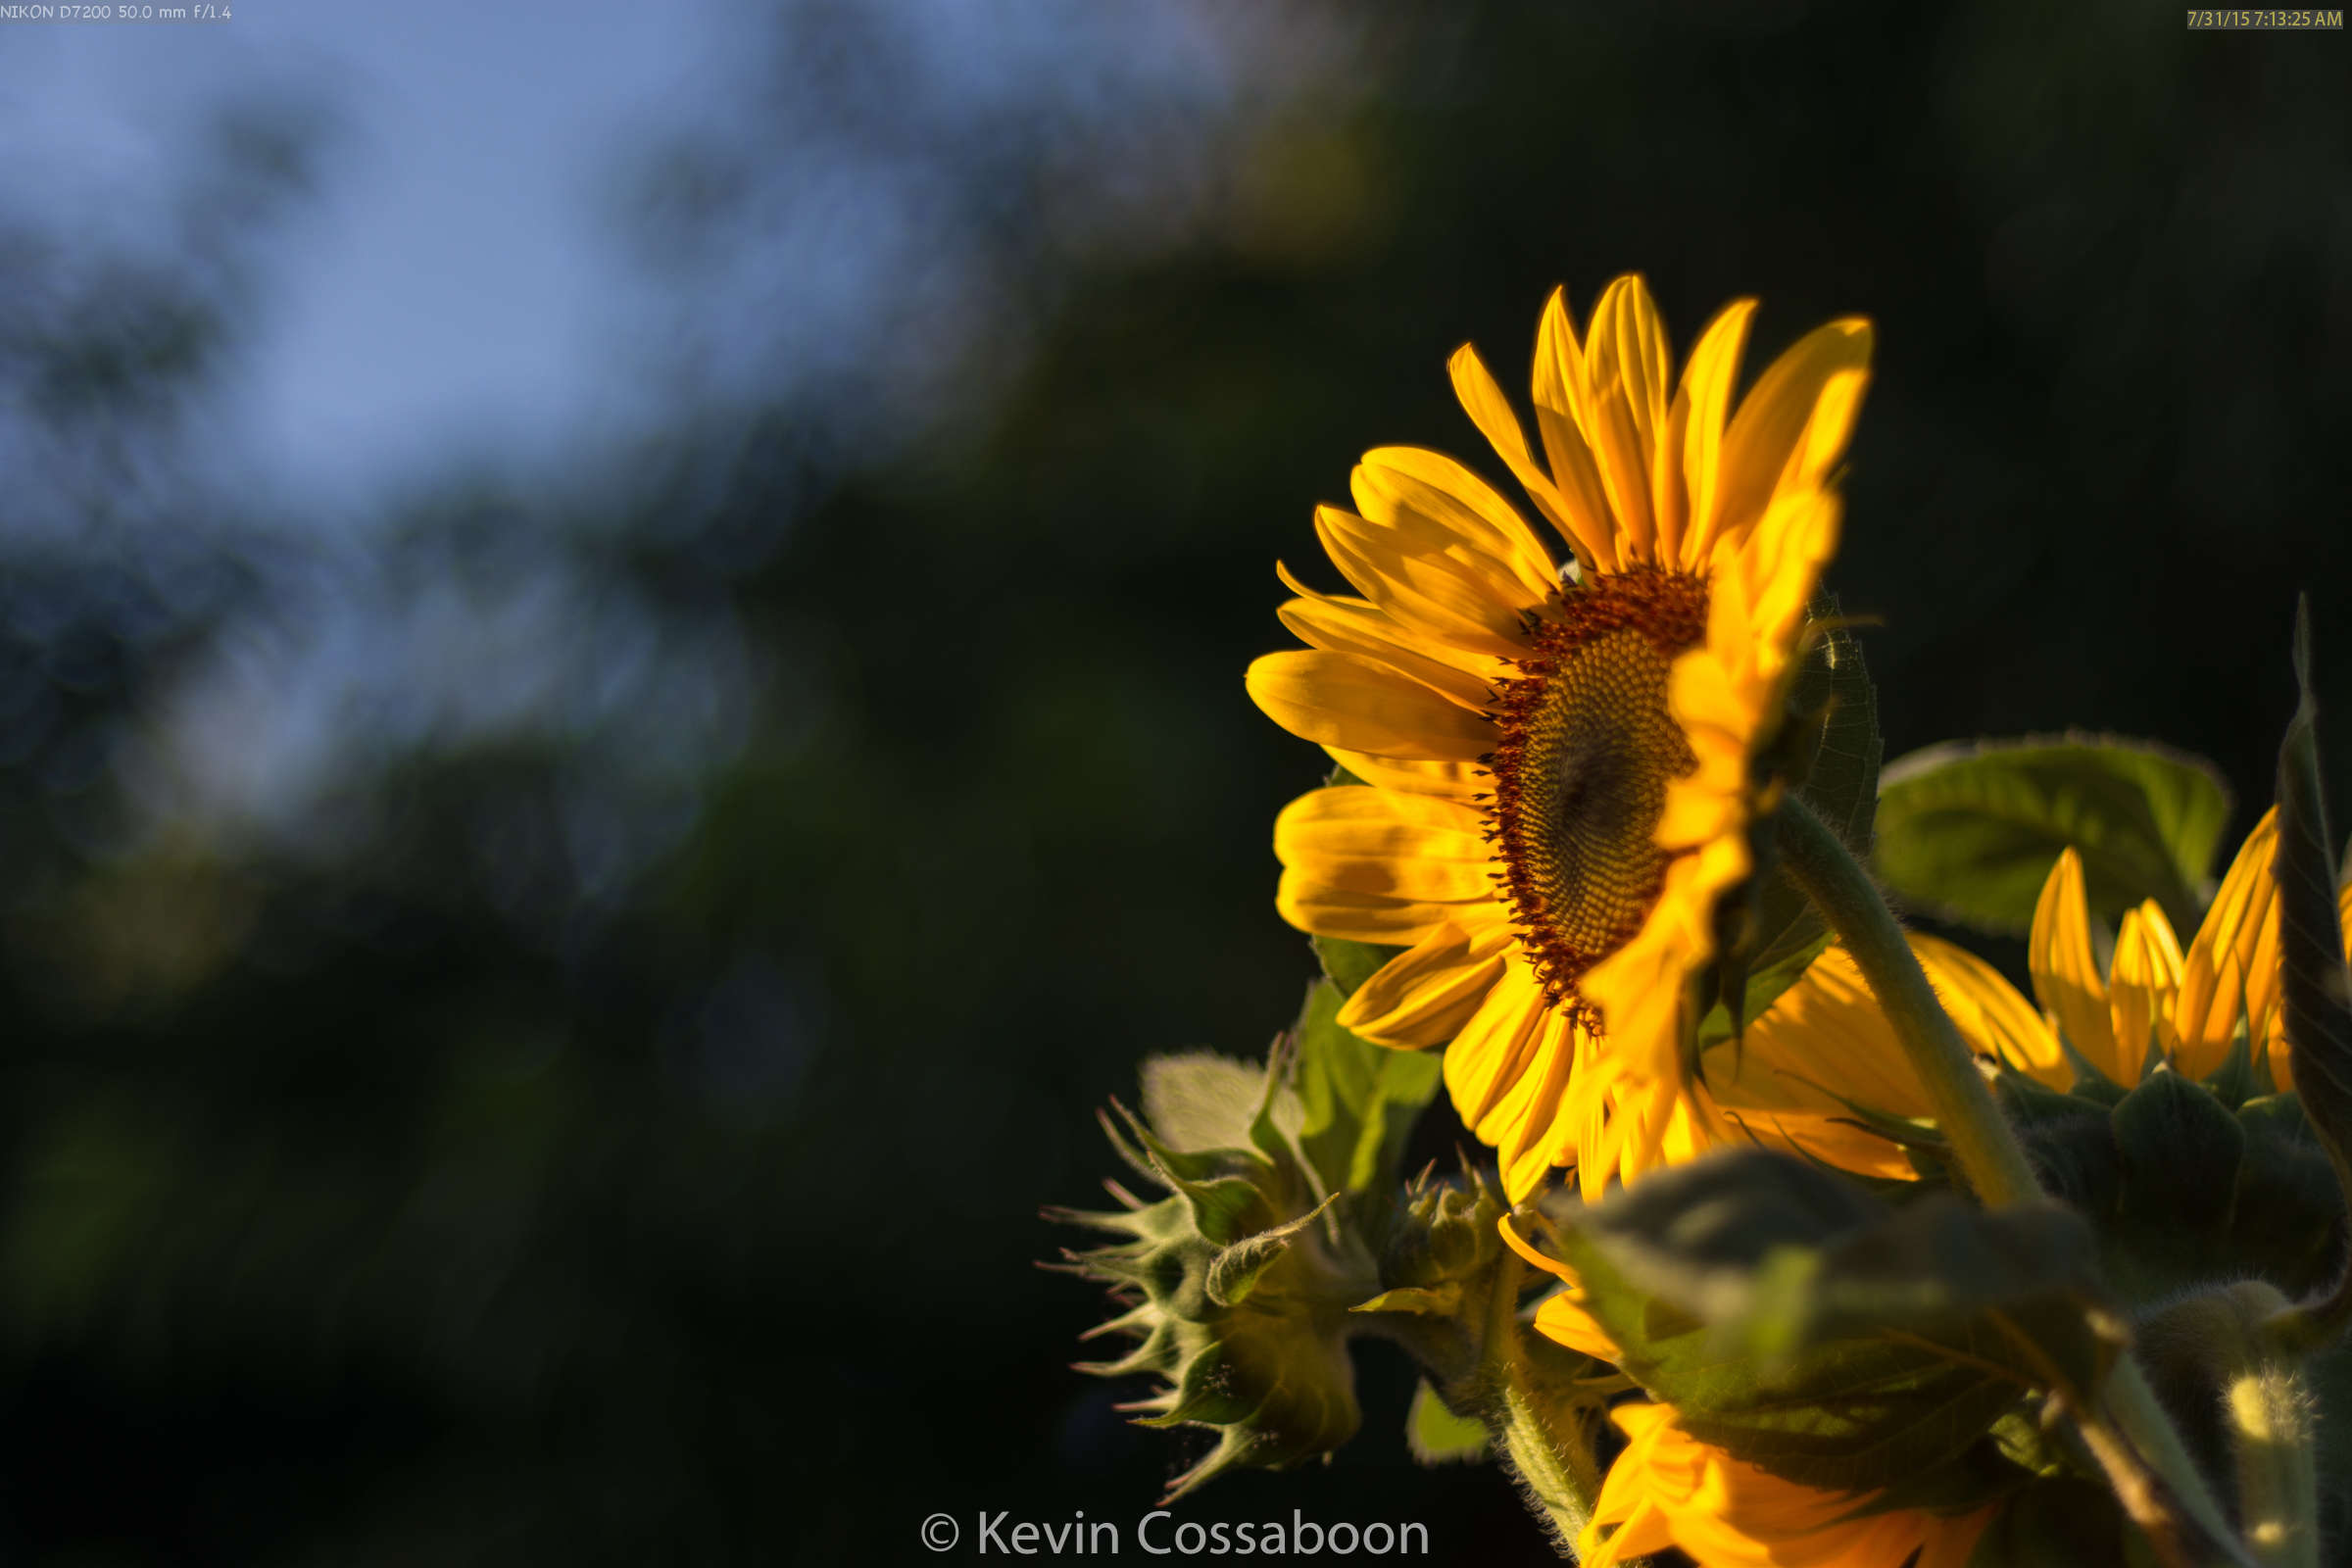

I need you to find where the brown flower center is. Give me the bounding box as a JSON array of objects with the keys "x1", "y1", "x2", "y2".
[{"x1": 1486, "y1": 565, "x2": 1709, "y2": 1014}]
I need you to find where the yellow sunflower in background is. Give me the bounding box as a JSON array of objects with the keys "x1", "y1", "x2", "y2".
[
  {"x1": 1740, "y1": 810, "x2": 2352, "y2": 1111},
  {"x1": 1498, "y1": 1222, "x2": 1996, "y2": 1568},
  {"x1": 2030, "y1": 807, "x2": 2352, "y2": 1087},
  {"x1": 1247, "y1": 274, "x2": 1873, "y2": 1199}
]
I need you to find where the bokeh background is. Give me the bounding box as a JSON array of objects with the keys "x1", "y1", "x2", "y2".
[{"x1": 2, "y1": 1, "x2": 2348, "y2": 1561}]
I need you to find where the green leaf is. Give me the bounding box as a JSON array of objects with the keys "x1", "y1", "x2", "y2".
[
  {"x1": 1965, "y1": 1478, "x2": 2137, "y2": 1568},
  {"x1": 1312, "y1": 933, "x2": 1401, "y2": 999},
  {"x1": 2230, "y1": 1096, "x2": 2348, "y2": 1299},
  {"x1": 1872, "y1": 734, "x2": 2232, "y2": 935},
  {"x1": 2274, "y1": 601, "x2": 2352, "y2": 1176},
  {"x1": 1993, "y1": 1070, "x2": 2122, "y2": 1221},
  {"x1": 1404, "y1": 1378, "x2": 1490, "y2": 1464},
  {"x1": 1142, "y1": 1051, "x2": 1286, "y2": 1155},
  {"x1": 1291, "y1": 980, "x2": 1442, "y2": 1199},
  {"x1": 1787, "y1": 605, "x2": 1885, "y2": 854},
  {"x1": 2271, "y1": 599, "x2": 2352, "y2": 1339},
  {"x1": 1556, "y1": 1149, "x2": 2122, "y2": 1494}
]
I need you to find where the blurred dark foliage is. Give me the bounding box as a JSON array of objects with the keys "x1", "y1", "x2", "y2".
[{"x1": 1, "y1": 2, "x2": 2349, "y2": 1563}]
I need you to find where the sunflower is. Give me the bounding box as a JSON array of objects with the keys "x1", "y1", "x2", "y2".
[
  {"x1": 1497, "y1": 1221, "x2": 1997, "y2": 1568},
  {"x1": 1579, "y1": 1401, "x2": 1996, "y2": 1568},
  {"x1": 2031, "y1": 807, "x2": 2352, "y2": 1088},
  {"x1": 1248, "y1": 274, "x2": 1873, "y2": 1199},
  {"x1": 1747, "y1": 811, "x2": 2352, "y2": 1109}
]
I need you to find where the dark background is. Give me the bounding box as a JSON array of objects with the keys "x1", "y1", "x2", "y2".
[{"x1": 1, "y1": 2, "x2": 2347, "y2": 1562}]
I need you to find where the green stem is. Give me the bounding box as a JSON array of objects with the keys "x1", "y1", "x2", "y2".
[
  {"x1": 1775, "y1": 796, "x2": 2248, "y2": 1562},
  {"x1": 2226, "y1": 1365, "x2": 2319, "y2": 1568},
  {"x1": 2156, "y1": 1285, "x2": 2321, "y2": 1568},
  {"x1": 2106, "y1": 1361, "x2": 2261, "y2": 1568},
  {"x1": 1775, "y1": 796, "x2": 2041, "y2": 1205},
  {"x1": 1479, "y1": 1244, "x2": 1603, "y2": 1558}
]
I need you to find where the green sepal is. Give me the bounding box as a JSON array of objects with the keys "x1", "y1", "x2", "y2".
[
  {"x1": 2224, "y1": 1094, "x2": 2348, "y2": 1301},
  {"x1": 2050, "y1": 1025, "x2": 2130, "y2": 1104},
  {"x1": 1871, "y1": 733, "x2": 2231, "y2": 936},
  {"x1": 1206, "y1": 1196, "x2": 1341, "y2": 1308},
  {"x1": 1554, "y1": 1148, "x2": 2123, "y2": 1496},
  {"x1": 1109, "y1": 1102, "x2": 1282, "y2": 1247},
  {"x1": 1996, "y1": 1058, "x2": 2348, "y2": 1309},
  {"x1": 1993, "y1": 1069, "x2": 2123, "y2": 1221},
  {"x1": 2201, "y1": 1018, "x2": 2256, "y2": 1111},
  {"x1": 1351, "y1": 1285, "x2": 1460, "y2": 1317},
  {"x1": 2109, "y1": 1068, "x2": 2244, "y2": 1240}
]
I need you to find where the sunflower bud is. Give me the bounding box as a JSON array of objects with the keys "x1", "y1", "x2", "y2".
[
  {"x1": 1994, "y1": 1062, "x2": 2343, "y2": 1306},
  {"x1": 1051, "y1": 1087, "x2": 1379, "y2": 1499}
]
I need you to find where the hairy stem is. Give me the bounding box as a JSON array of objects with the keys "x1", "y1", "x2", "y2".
[
  {"x1": 1775, "y1": 796, "x2": 2041, "y2": 1205},
  {"x1": 1775, "y1": 795, "x2": 2248, "y2": 1562},
  {"x1": 2159, "y1": 1284, "x2": 2320, "y2": 1568},
  {"x1": 1479, "y1": 1245, "x2": 1603, "y2": 1558}
]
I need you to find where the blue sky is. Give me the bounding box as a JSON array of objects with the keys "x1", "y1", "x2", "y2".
[
  {"x1": 0, "y1": 1, "x2": 1329, "y2": 842},
  {"x1": 3, "y1": 0, "x2": 712, "y2": 512}
]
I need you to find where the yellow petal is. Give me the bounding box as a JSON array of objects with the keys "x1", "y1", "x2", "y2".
[
  {"x1": 1583, "y1": 366, "x2": 1657, "y2": 565},
  {"x1": 1580, "y1": 917, "x2": 1699, "y2": 1087},
  {"x1": 1918, "y1": 932, "x2": 2069, "y2": 1085},
  {"x1": 2174, "y1": 809, "x2": 2278, "y2": 1080},
  {"x1": 1493, "y1": 1011, "x2": 1580, "y2": 1200},
  {"x1": 1314, "y1": 504, "x2": 1530, "y2": 660},
  {"x1": 2110, "y1": 901, "x2": 2184, "y2": 1080},
  {"x1": 1446, "y1": 340, "x2": 1578, "y2": 554},
  {"x1": 1717, "y1": 938, "x2": 2057, "y2": 1133},
  {"x1": 1275, "y1": 868, "x2": 1486, "y2": 947},
  {"x1": 1711, "y1": 318, "x2": 1873, "y2": 550},
  {"x1": 1650, "y1": 374, "x2": 1691, "y2": 568},
  {"x1": 1322, "y1": 747, "x2": 1485, "y2": 802},
  {"x1": 1531, "y1": 286, "x2": 1622, "y2": 571},
  {"x1": 1443, "y1": 966, "x2": 1550, "y2": 1135},
  {"x1": 1576, "y1": 1068, "x2": 1737, "y2": 1201},
  {"x1": 1580, "y1": 1402, "x2": 1997, "y2": 1568},
  {"x1": 1781, "y1": 366, "x2": 1870, "y2": 500},
  {"x1": 1355, "y1": 446, "x2": 1559, "y2": 602},
  {"x1": 1338, "y1": 919, "x2": 1514, "y2": 1048},
  {"x1": 1246, "y1": 650, "x2": 1494, "y2": 760},
  {"x1": 1533, "y1": 1293, "x2": 1618, "y2": 1360},
  {"x1": 1592, "y1": 274, "x2": 1672, "y2": 457},
  {"x1": 1497, "y1": 1208, "x2": 1575, "y2": 1283},
  {"x1": 2029, "y1": 848, "x2": 2122, "y2": 1080},
  {"x1": 1579, "y1": 276, "x2": 1667, "y2": 563},
  {"x1": 1275, "y1": 595, "x2": 1498, "y2": 710},
  {"x1": 1274, "y1": 785, "x2": 1496, "y2": 902},
  {"x1": 1675, "y1": 298, "x2": 1758, "y2": 569}
]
